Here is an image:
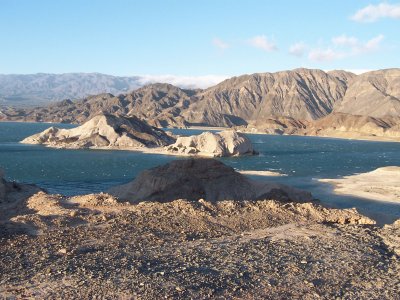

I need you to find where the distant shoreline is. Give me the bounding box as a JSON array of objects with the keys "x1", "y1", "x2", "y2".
[{"x1": 1, "y1": 120, "x2": 400, "y2": 143}]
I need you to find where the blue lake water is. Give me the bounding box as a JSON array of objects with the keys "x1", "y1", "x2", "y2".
[{"x1": 1, "y1": 122, "x2": 400, "y2": 224}]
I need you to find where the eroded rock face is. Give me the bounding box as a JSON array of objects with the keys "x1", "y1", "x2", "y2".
[
  {"x1": 166, "y1": 131, "x2": 256, "y2": 157},
  {"x1": 21, "y1": 113, "x2": 175, "y2": 149},
  {"x1": 108, "y1": 158, "x2": 312, "y2": 203},
  {"x1": 0, "y1": 169, "x2": 6, "y2": 201}
]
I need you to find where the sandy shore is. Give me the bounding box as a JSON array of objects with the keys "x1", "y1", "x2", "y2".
[
  {"x1": 237, "y1": 170, "x2": 286, "y2": 176},
  {"x1": 319, "y1": 166, "x2": 400, "y2": 203}
]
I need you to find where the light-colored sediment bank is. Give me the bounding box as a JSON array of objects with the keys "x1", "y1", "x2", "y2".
[
  {"x1": 238, "y1": 170, "x2": 286, "y2": 176},
  {"x1": 319, "y1": 166, "x2": 400, "y2": 204}
]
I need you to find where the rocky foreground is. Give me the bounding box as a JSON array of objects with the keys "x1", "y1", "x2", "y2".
[{"x1": 0, "y1": 161, "x2": 399, "y2": 299}]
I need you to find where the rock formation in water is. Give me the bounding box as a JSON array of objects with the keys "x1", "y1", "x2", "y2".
[
  {"x1": 21, "y1": 113, "x2": 175, "y2": 149},
  {"x1": 108, "y1": 158, "x2": 312, "y2": 203},
  {"x1": 166, "y1": 131, "x2": 256, "y2": 157}
]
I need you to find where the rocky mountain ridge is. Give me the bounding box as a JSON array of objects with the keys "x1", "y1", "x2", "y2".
[
  {"x1": 0, "y1": 73, "x2": 143, "y2": 106},
  {"x1": 2, "y1": 68, "x2": 400, "y2": 141}
]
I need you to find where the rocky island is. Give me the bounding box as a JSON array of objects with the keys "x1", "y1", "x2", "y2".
[
  {"x1": 165, "y1": 130, "x2": 256, "y2": 157},
  {"x1": 21, "y1": 113, "x2": 259, "y2": 158},
  {"x1": 21, "y1": 113, "x2": 175, "y2": 149}
]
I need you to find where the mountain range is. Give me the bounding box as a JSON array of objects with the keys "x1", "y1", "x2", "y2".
[
  {"x1": 0, "y1": 73, "x2": 149, "y2": 106},
  {"x1": 1, "y1": 68, "x2": 400, "y2": 141}
]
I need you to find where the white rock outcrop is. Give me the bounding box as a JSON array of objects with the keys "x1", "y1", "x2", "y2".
[
  {"x1": 21, "y1": 113, "x2": 175, "y2": 149},
  {"x1": 166, "y1": 131, "x2": 256, "y2": 157}
]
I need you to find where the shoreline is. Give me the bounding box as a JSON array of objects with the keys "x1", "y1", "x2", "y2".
[
  {"x1": 237, "y1": 129, "x2": 400, "y2": 143},
  {"x1": 237, "y1": 170, "x2": 286, "y2": 177},
  {"x1": 2, "y1": 120, "x2": 400, "y2": 143},
  {"x1": 318, "y1": 167, "x2": 400, "y2": 204}
]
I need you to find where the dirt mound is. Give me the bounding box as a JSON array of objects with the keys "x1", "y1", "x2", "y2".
[{"x1": 108, "y1": 159, "x2": 312, "y2": 203}]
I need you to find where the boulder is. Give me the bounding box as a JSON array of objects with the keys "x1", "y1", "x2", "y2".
[
  {"x1": 166, "y1": 131, "x2": 256, "y2": 157},
  {"x1": 21, "y1": 113, "x2": 175, "y2": 149},
  {"x1": 108, "y1": 159, "x2": 312, "y2": 203}
]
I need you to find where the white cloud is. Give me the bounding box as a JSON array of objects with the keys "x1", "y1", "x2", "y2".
[
  {"x1": 364, "y1": 34, "x2": 384, "y2": 51},
  {"x1": 289, "y1": 42, "x2": 307, "y2": 57},
  {"x1": 308, "y1": 48, "x2": 346, "y2": 62},
  {"x1": 248, "y1": 35, "x2": 277, "y2": 52},
  {"x1": 308, "y1": 34, "x2": 384, "y2": 62},
  {"x1": 212, "y1": 38, "x2": 229, "y2": 50},
  {"x1": 332, "y1": 35, "x2": 358, "y2": 47},
  {"x1": 137, "y1": 74, "x2": 228, "y2": 89},
  {"x1": 351, "y1": 2, "x2": 400, "y2": 22}
]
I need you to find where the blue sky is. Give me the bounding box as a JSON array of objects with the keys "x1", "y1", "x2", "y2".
[{"x1": 0, "y1": 0, "x2": 399, "y2": 84}]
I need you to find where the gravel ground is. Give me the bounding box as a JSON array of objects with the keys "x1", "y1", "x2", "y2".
[{"x1": 0, "y1": 191, "x2": 399, "y2": 299}]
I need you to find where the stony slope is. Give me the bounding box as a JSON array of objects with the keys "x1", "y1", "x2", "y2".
[
  {"x1": 1, "y1": 185, "x2": 399, "y2": 299},
  {"x1": 183, "y1": 68, "x2": 354, "y2": 126},
  {"x1": 334, "y1": 69, "x2": 400, "y2": 118}
]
